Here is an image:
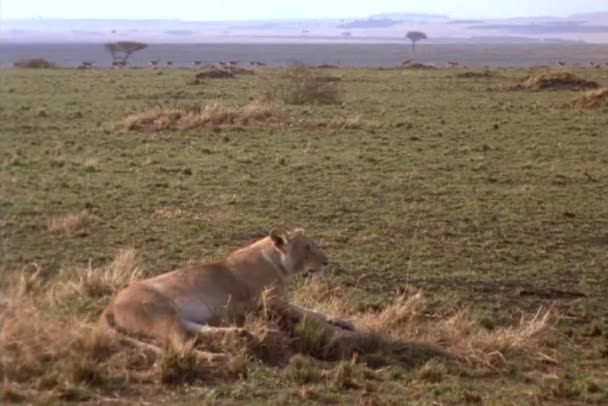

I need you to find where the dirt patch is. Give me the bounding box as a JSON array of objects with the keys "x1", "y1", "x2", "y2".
[
  {"x1": 572, "y1": 88, "x2": 608, "y2": 109},
  {"x1": 506, "y1": 72, "x2": 600, "y2": 91}
]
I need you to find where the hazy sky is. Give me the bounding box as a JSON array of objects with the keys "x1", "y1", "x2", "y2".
[{"x1": 1, "y1": 0, "x2": 607, "y2": 20}]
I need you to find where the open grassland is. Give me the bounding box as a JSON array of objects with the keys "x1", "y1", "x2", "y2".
[{"x1": 1, "y1": 65, "x2": 607, "y2": 404}]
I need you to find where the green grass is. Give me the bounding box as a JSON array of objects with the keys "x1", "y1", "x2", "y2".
[{"x1": 1, "y1": 66, "x2": 607, "y2": 404}]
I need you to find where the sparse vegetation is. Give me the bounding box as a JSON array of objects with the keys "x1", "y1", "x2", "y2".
[
  {"x1": 1, "y1": 65, "x2": 606, "y2": 403},
  {"x1": 0, "y1": 252, "x2": 560, "y2": 402}
]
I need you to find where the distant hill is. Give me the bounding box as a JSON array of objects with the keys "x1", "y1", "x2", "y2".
[
  {"x1": 469, "y1": 21, "x2": 608, "y2": 34},
  {"x1": 369, "y1": 13, "x2": 448, "y2": 20},
  {"x1": 338, "y1": 19, "x2": 402, "y2": 29},
  {"x1": 570, "y1": 11, "x2": 608, "y2": 18}
]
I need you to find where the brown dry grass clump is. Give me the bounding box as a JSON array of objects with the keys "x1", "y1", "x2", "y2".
[
  {"x1": 118, "y1": 100, "x2": 287, "y2": 132},
  {"x1": 572, "y1": 88, "x2": 608, "y2": 109},
  {"x1": 293, "y1": 283, "x2": 553, "y2": 368},
  {"x1": 507, "y1": 71, "x2": 600, "y2": 91},
  {"x1": 357, "y1": 293, "x2": 552, "y2": 367},
  {"x1": 47, "y1": 210, "x2": 94, "y2": 235},
  {"x1": 1, "y1": 251, "x2": 555, "y2": 401},
  {"x1": 194, "y1": 66, "x2": 255, "y2": 80},
  {"x1": 195, "y1": 68, "x2": 235, "y2": 79},
  {"x1": 402, "y1": 62, "x2": 438, "y2": 70},
  {"x1": 14, "y1": 58, "x2": 57, "y2": 69}
]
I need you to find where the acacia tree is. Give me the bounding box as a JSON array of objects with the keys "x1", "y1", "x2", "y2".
[
  {"x1": 406, "y1": 31, "x2": 428, "y2": 53},
  {"x1": 104, "y1": 41, "x2": 148, "y2": 65}
]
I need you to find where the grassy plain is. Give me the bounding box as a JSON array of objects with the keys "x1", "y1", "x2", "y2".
[{"x1": 1, "y1": 65, "x2": 607, "y2": 404}]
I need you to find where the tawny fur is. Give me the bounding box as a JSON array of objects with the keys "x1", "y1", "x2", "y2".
[{"x1": 99, "y1": 227, "x2": 354, "y2": 361}]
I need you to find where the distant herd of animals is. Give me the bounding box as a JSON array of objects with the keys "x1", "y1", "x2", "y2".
[
  {"x1": 86, "y1": 59, "x2": 608, "y2": 70},
  {"x1": 102, "y1": 60, "x2": 267, "y2": 69}
]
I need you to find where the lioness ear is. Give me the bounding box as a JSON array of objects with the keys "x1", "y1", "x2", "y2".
[{"x1": 270, "y1": 226, "x2": 288, "y2": 247}]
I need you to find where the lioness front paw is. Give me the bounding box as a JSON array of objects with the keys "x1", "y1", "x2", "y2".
[{"x1": 328, "y1": 318, "x2": 356, "y2": 331}]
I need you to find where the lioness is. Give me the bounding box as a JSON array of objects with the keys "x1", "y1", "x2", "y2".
[{"x1": 100, "y1": 226, "x2": 355, "y2": 362}]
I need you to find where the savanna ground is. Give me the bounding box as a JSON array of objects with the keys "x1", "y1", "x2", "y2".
[{"x1": 1, "y1": 63, "x2": 607, "y2": 404}]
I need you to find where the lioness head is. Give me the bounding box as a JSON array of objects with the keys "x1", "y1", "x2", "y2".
[{"x1": 270, "y1": 226, "x2": 328, "y2": 278}]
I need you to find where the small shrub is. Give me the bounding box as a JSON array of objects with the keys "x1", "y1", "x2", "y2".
[{"x1": 279, "y1": 64, "x2": 343, "y2": 105}]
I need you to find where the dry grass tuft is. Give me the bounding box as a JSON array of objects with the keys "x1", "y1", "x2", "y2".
[
  {"x1": 1, "y1": 255, "x2": 556, "y2": 400},
  {"x1": 356, "y1": 292, "x2": 553, "y2": 367},
  {"x1": 47, "y1": 210, "x2": 94, "y2": 235},
  {"x1": 118, "y1": 100, "x2": 287, "y2": 132},
  {"x1": 0, "y1": 298, "x2": 132, "y2": 393},
  {"x1": 506, "y1": 71, "x2": 599, "y2": 91},
  {"x1": 75, "y1": 157, "x2": 100, "y2": 172},
  {"x1": 572, "y1": 88, "x2": 608, "y2": 109},
  {"x1": 56, "y1": 248, "x2": 143, "y2": 299}
]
